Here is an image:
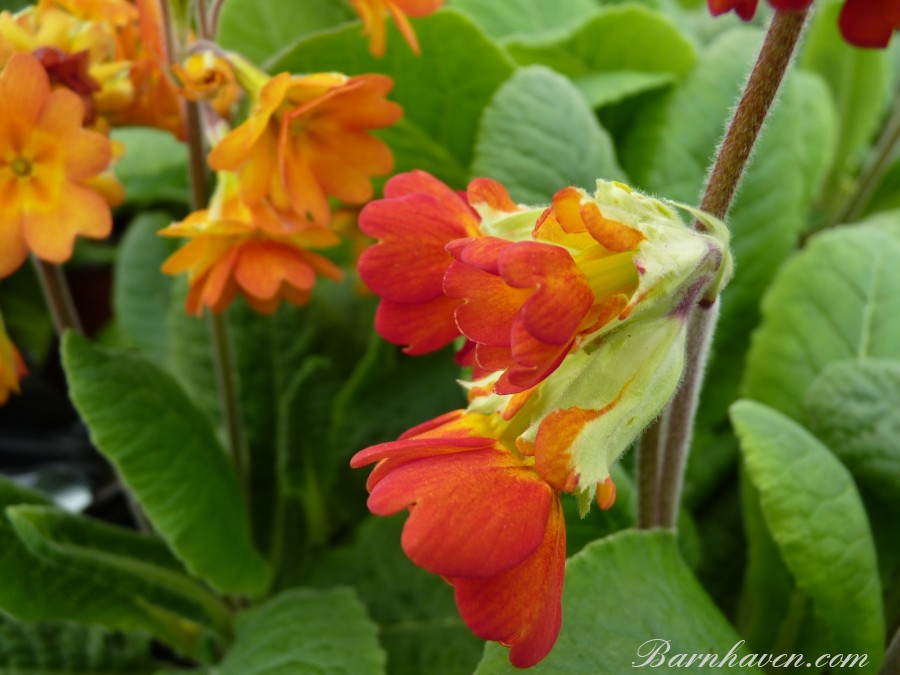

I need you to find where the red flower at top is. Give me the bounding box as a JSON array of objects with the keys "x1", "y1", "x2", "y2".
[{"x1": 708, "y1": 0, "x2": 900, "y2": 48}]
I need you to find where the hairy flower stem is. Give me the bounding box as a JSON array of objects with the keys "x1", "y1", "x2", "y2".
[
  {"x1": 879, "y1": 624, "x2": 900, "y2": 675},
  {"x1": 32, "y1": 257, "x2": 83, "y2": 335},
  {"x1": 161, "y1": 0, "x2": 246, "y2": 492},
  {"x1": 641, "y1": 10, "x2": 809, "y2": 529}
]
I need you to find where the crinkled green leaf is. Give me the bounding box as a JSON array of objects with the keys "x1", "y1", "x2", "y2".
[
  {"x1": 743, "y1": 212, "x2": 900, "y2": 420},
  {"x1": 218, "y1": 587, "x2": 385, "y2": 675},
  {"x1": 307, "y1": 516, "x2": 482, "y2": 675},
  {"x1": 7, "y1": 506, "x2": 231, "y2": 639},
  {"x1": 475, "y1": 530, "x2": 759, "y2": 673},
  {"x1": 448, "y1": 0, "x2": 597, "y2": 42},
  {"x1": 804, "y1": 359, "x2": 900, "y2": 503},
  {"x1": 62, "y1": 332, "x2": 270, "y2": 596},
  {"x1": 269, "y1": 9, "x2": 515, "y2": 188},
  {"x1": 575, "y1": 70, "x2": 676, "y2": 109},
  {"x1": 216, "y1": 0, "x2": 354, "y2": 67},
  {"x1": 0, "y1": 611, "x2": 154, "y2": 674},
  {"x1": 506, "y1": 6, "x2": 695, "y2": 83},
  {"x1": 111, "y1": 129, "x2": 188, "y2": 207},
  {"x1": 470, "y1": 65, "x2": 624, "y2": 203},
  {"x1": 730, "y1": 400, "x2": 884, "y2": 671},
  {"x1": 0, "y1": 517, "x2": 215, "y2": 662},
  {"x1": 114, "y1": 212, "x2": 177, "y2": 365}
]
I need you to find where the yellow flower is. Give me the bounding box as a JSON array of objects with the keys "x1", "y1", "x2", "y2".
[{"x1": 0, "y1": 52, "x2": 113, "y2": 277}]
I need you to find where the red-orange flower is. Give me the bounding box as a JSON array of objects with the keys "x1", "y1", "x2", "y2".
[
  {"x1": 359, "y1": 172, "x2": 644, "y2": 394},
  {"x1": 0, "y1": 52, "x2": 113, "y2": 278},
  {"x1": 351, "y1": 0, "x2": 444, "y2": 57},
  {"x1": 351, "y1": 409, "x2": 569, "y2": 668},
  {"x1": 357, "y1": 170, "x2": 481, "y2": 354},
  {"x1": 708, "y1": 0, "x2": 900, "y2": 48},
  {"x1": 208, "y1": 69, "x2": 401, "y2": 227},
  {"x1": 160, "y1": 174, "x2": 343, "y2": 315}
]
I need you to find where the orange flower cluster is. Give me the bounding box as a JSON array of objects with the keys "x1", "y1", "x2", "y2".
[
  {"x1": 0, "y1": 0, "x2": 184, "y2": 136},
  {"x1": 161, "y1": 55, "x2": 403, "y2": 315}
]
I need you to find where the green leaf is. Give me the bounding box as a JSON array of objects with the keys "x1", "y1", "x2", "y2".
[
  {"x1": 803, "y1": 360, "x2": 900, "y2": 620},
  {"x1": 800, "y1": 0, "x2": 892, "y2": 213},
  {"x1": 113, "y1": 212, "x2": 177, "y2": 365},
  {"x1": 506, "y1": 6, "x2": 695, "y2": 83},
  {"x1": 268, "y1": 9, "x2": 515, "y2": 187},
  {"x1": 0, "y1": 475, "x2": 51, "y2": 509},
  {"x1": 470, "y1": 65, "x2": 624, "y2": 203},
  {"x1": 330, "y1": 335, "x2": 466, "y2": 460},
  {"x1": 0, "y1": 517, "x2": 216, "y2": 661},
  {"x1": 0, "y1": 611, "x2": 154, "y2": 674},
  {"x1": 61, "y1": 332, "x2": 270, "y2": 596},
  {"x1": 111, "y1": 128, "x2": 189, "y2": 207},
  {"x1": 743, "y1": 212, "x2": 900, "y2": 420},
  {"x1": 804, "y1": 359, "x2": 900, "y2": 503},
  {"x1": 307, "y1": 516, "x2": 483, "y2": 675},
  {"x1": 574, "y1": 70, "x2": 676, "y2": 109},
  {"x1": 447, "y1": 0, "x2": 597, "y2": 42},
  {"x1": 475, "y1": 530, "x2": 759, "y2": 673},
  {"x1": 216, "y1": 0, "x2": 354, "y2": 66},
  {"x1": 730, "y1": 400, "x2": 884, "y2": 669},
  {"x1": 218, "y1": 587, "x2": 385, "y2": 675}
]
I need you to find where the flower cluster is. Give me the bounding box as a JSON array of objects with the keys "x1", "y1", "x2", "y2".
[
  {"x1": 0, "y1": 0, "x2": 185, "y2": 280},
  {"x1": 352, "y1": 171, "x2": 732, "y2": 666},
  {"x1": 708, "y1": 0, "x2": 900, "y2": 48},
  {"x1": 160, "y1": 53, "x2": 402, "y2": 315}
]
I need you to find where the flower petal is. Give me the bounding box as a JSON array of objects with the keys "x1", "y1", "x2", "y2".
[
  {"x1": 374, "y1": 296, "x2": 462, "y2": 354},
  {"x1": 453, "y1": 496, "x2": 565, "y2": 669},
  {"x1": 366, "y1": 446, "x2": 553, "y2": 578}
]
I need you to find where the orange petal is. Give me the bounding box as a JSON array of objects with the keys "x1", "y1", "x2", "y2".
[
  {"x1": 467, "y1": 178, "x2": 519, "y2": 214},
  {"x1": 0, "y1": 215, "x2": 28, "y2": 278},
  {"x1": 453, "y1": 496, "x2": 565, "y2": 669},
  {"x1": 23, "y1": 184, "x2": 111, "y2": 262},
  {"x1": 533, "y1": 407, "x2": 603, "y2": 491},
  {"x1": 444, "y1": 260, "x2": 529, "y2": 347},
  {"x1": 366, "y1": 446, "x2": 553, "y2": 578},
  {"x1": 0, "y1": 53, "x2": 51, "y2": 126},
  {"x1": 580, "y1": 200, "x2": 644, "y2": 252},
  {"x1": 233, "y1": 240, "x2": 315, "y2": 301},
  {"x1": 373, "y1": 295, "x2": 461, "y2": 354}
]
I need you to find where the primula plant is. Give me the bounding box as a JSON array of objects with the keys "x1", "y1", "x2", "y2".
[{"x1": 0, "y1": 0, "x2": 898, "y2": 672}]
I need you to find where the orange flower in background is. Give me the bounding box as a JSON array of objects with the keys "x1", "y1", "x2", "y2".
[
  {"x1": 351, "y1": 0, "x2": 444, "y2": 57},
  {"x1": 0, "y1": 52, "x2": 113, "y2": 278},
  {"x1": 173, "y1": 51, "x2": 241, "y2": 117},
  {"x1": 208, "y1": 68, "x2": 402, "y2": 227},
  {"x1": 351, "y1": 408, "x2": 579, "y2": 668},
  {"x1": 0, "y1": 314, "x2": 26, "y2": 405},
  {"x1": 160, "y1": 173, "x2": 344, "y2": 315}
]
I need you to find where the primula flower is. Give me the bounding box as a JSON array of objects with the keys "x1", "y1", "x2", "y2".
[
  {"x1": 173, "y1": 51, "x2": 241, "y2": 117},
  {"x1": 0, "y1": 314, "x2": 26, "y2": 405},
  {"x1": 351, "y1": 408, "x2": 574, "y2": 668},
  {"x1": 359, "y1": 172, "x2": 731, "y2": 395},
  {"x1": 350, "y1": 0, "x2": 444, "y2": 57},
  {"x1": 159, "y1": 173, "x2": 343, "y2": 315},
  {"x1": 0, "y1": 52, "x2": 113, "y2": 278},
  {"x1": 708, "y1": 0, "x2": 900, "y2": 48},
  {"x1": 208, "y1": 63, "x2": 402, "y2": 227}
]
